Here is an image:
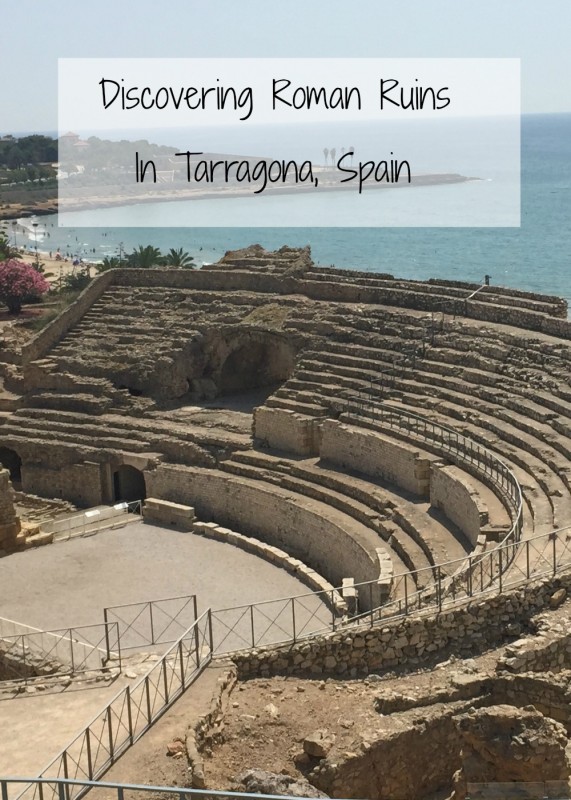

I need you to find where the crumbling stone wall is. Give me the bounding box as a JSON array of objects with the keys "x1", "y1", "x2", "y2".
[
  {"x1": 231, "y1": 573, "x2": 571, "y2": 679},
  {"x1": 319, "y1": 704, "x2": 463, "y2": 800},
  {"x1": 0, "y1": 468, "x2": 25, "y2": 554}
]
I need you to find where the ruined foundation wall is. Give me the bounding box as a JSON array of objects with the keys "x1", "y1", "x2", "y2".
[{"x1": 321, "y1": 706, "x2": 462, "y2": 800}]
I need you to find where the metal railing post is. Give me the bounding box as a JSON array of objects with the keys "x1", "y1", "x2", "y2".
[
  {"x1": 22, "y1": 636, "x2": 27, "y2": 685},
  {"x1": 208, "y1": 608, "x2": 214, "y2": 654},
  {"x1": 553, "y1": 533, "x2": 557, "y2": 575},
  {"x1": 145, "y1": 675, "x2": 152, "y2": 724},
  {"x1": 149, "y1": 602, "x2": 155, "y2": 646},
  {"x1": 61, "y1": 751, "x2": 70, "y2": 800},
  {"x1": 291, "y1": 598, "x2": 296, "y2": 643},
  {"x1": 69, "y1": 629, "x2": 75, "y2": 675},
  {"x1": 162, "y1": 660, "x2": 169, "y2": 704},
  {"x1": 103, "y1": 608, "x2": 111, "y2": 660},
  {"x1": 126, "y1": 686, "x2": 134, "y2": 744},
  {"x1": 179, "y1": 640, "x2": 185, "y2": 688},
  {"x1": 85, "y1": 728, "x2": 94, "y2": 780},
  {"x1": 369, "y1": 584, "x2": 374, "y2": 626},
  {"x1": 0, "y1": 780, "x2": 7, "y2": 800},
  {"x1": 116, "y1": 622, "x2": 122, "y2": 671},
  {"x1": 107, "y1": 705, "x2": 114, "y2": 762},
  {"x1": 193, "y1": 616, "x2": 200, "y2": 667},
  {"x1": 250, "y1": 605, "x2": 255, "y2": 648}
]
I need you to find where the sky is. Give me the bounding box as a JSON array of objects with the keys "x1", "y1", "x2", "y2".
[{"x1": 2, "y1": 0, "x2": 571, "y2": 134}]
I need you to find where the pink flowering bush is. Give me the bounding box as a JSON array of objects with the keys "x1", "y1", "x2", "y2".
[{"x1": 0, "y1": 259, "x2": 50, "y2": 314}]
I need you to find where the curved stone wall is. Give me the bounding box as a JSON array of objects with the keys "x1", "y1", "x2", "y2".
[{"x1": 145, "y1": 464, "x2": 386, "y2": 610}]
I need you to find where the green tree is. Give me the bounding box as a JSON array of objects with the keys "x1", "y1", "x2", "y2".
[
  {"x1": 164, "y1": 247, "x2": 195, "y2": 268},
  {"x1": 6, "y1": 145, "x2": 24, "y2": 170},
  {"x1": 60, "y1": 271, "x2": 92, "y2": 292},
  {"x1": 127, "y1": 245, "x2": 164, "y2": 268},
  {"x1": 0, "y1": 233, "x2": 16, "y2": 260},
  {"x1": 0, "y1": 259, "x2": 50, "y2": 314},
  {"x1": 95, "y1": 256, "x2": 120, "y2": 273}
]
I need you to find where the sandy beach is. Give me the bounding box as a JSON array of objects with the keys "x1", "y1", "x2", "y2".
[{"x1": 18, "y1": 250, "x2": 96, "y2": 284}]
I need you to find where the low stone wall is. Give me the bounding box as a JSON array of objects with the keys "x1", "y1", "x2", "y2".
[
  {"x1": 187, "y1": 666, "x2": 238, "y2": 789},
  {"x1": 430, "y1": 464, "x2": 488, "y2": 546},
  {"x1": 143, "y1": 497, "x2": 196, "y2": 531},
  {"x1": 230, "y1": 573, "x2": 571, "y2": 679},
  {"x1": 145, "y1": 465, "x2": 384, "y2": 610},
  {"x1": 320, "y1": 419, "x2": 433, "y2": 497},
  {"x1": 192, "y1": 520, "x2": 347, "y2": 614},
  {"x1": 253, "y1": 407, "x2": 322, "y2": 456},
  {"x1": 498, "y1": 614, "x2": 571, "y2": 674}
]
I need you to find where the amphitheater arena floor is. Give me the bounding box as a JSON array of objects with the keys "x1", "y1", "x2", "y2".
[
  {"x1": 0, "y1": 521, "x2": 331, "y2": 777},
  {"x1": 0, "y1": 521, "x2": 324, "y2": 631}
]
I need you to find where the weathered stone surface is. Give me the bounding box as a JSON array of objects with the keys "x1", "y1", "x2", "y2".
[
  {"x1": 236, "y1": 768, "x2": 329, "y2": 798},
  {"x1": 550, "y1": 588, "x2": 567, "y2": 609},
  {"x1": 454, "y1": 704, "x2": 569, "y2": 785},
  {"x1": 303, "y1": 730, "x2": 335, "y2": 759},
  {"x1": 166, "y1": 738, "x2": 185, "y2": 758}
]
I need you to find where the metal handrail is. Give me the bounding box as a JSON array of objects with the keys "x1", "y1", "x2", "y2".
[
  {"x1": 27, "y1": 610, "x2": 213, "y2": 800},
  {"x1": 3, "y1": 777, "x2": 356, "y2": 800},
  {"x1": 0, "y1": 622, "x2": 120, "y2": 685},
  {"x1": 343, "y1": 397, "x2": 523, "y2": 547}
]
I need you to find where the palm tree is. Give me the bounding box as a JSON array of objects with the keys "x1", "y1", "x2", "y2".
[
  {"x1": 164, "y1": 247, "x2": 195, "y2": 268},
  {"x1": 323, "y1": 147, "x2": 329, "y2": 167},
  {"x1": 95, "y1": 256, "x2": 120, "y2": 273},
  {"x1": 0, "y1": 233, "x2": 17, "y2": 260},
  {"x1": 330, "y1": 147, "x2": 337, "y2": 168},
  {"x1": 127, "y1": 245, "x2": 163, "y2": 268}
]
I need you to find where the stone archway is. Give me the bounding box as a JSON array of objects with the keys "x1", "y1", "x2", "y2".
[
  {"x1": 0, "y1": 447, "x2": 22, "y2": 488},
  {"x1": 113, "y1": 465, "x2": 146, "y2": 503}
]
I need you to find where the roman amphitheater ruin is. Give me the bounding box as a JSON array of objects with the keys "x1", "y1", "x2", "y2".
[{"x1": 3, "y1": 244, "x2": 571, "y2": 799}]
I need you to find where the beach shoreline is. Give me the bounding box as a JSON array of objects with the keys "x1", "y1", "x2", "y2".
[{"x1": 0, "y1": 172, "x2": 478, "y2": 223}]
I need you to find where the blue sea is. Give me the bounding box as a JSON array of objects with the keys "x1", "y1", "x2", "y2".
[{"x1": 13, "y1": 113, "x2": 571, "y2": 302}]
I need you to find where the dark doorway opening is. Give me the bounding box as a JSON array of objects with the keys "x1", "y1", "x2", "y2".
[
  {"x1": 219, "y1": 340, "x2": 295, "y2": 395},
  {"x1": 0, "y1": 447, "x2": 22, "y2": 488},
  {"x1": 118, "y1": 385, "x2": 143, "y2": 397},
  {"x1": 113, "y1": 465, "x2": 146, "y2": 503}
]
